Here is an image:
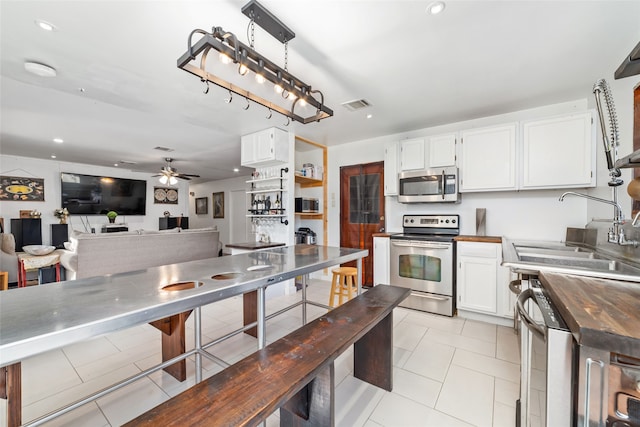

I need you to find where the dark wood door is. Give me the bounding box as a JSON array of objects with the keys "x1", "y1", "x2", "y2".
[{"x1": 340, "y1": 162, "x2": 385, "y2": 287}]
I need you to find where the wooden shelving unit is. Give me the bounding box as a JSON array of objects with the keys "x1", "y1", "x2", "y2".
[{"x1": 294, "y1": 136, "x2": 327, "y2": 246}]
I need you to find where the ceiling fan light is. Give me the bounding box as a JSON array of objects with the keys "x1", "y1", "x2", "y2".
[
  {"x1": 159, "y1": 175, "x2": 168, "y2": 185},
  {"x1": 169, "y1": 176, "x2": 178, "y2": 185}
]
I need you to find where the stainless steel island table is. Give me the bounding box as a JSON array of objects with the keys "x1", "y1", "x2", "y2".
[{"x1": 0, "y1": 245, "x2": 368, "y2": 426}]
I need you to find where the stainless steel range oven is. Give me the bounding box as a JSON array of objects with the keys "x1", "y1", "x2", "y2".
[{"x1": 390, "y1": 214, "x2": 458, "y2": 316}]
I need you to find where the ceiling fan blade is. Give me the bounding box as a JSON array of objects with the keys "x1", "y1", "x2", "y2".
[
  {"x1": 180, "y1": 174, "x2": 201, "y2": 178},
  {"x1": 176, "y1": 176, "x2": 192, "y2": 180}
]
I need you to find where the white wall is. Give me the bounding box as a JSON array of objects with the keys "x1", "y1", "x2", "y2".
[
  {"x1": 0, "y1": 155, "x2": 189, "y2": 245},
  {"x1": 326, "y1": 95, "x2": 638, "y2": 246}
]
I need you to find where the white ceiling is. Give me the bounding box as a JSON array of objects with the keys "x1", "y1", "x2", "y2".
[{"x1": 1, "y1": 0, "x2": 639, "y2": 182}]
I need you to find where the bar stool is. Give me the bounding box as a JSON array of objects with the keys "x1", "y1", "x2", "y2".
[{"x1": 328, "y1": 267, "x2": 358, "y2": 307}]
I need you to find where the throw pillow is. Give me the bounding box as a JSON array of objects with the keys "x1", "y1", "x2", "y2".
[{"x1": 1, "y1": 233, "x2": 16, "y2": 255}]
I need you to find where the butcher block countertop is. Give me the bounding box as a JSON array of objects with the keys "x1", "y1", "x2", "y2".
[
  {"x1": 372, "y1": 233, "x2": 391, "y2": 238},
  {"x1": 454, "y1": 235, "x2": 502, "y2": 244},
  {"x1": 539, "y1": 272, "x2": 640, "y2": 356}
]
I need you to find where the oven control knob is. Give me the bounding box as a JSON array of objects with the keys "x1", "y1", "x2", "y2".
[
  {"x1": 452, "y1": 219, "x2": 456, "y2": 223},
  {"x1": 445, "y1": 219, "x2": 450, "y2": 223},
  {"x1": 410, "y1": 219, "x2": 414, "y2": 223}
]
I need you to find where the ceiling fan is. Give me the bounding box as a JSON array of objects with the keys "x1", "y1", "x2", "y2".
[{"x1": 152, "y1": 158, "x2": 200, "y2": 185}]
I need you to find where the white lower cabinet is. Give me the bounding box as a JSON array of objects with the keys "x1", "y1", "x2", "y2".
[
  {"x1": 456, "y1": 240, "x2": 512, "y2": 323},
  {"x1": 373, "y1": 236, "x2": 390, "y2": 285}
]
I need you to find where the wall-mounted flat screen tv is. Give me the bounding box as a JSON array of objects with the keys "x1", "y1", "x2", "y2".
[{"x1": 61, "y1": 172, "x2": 147, "y2": 215}]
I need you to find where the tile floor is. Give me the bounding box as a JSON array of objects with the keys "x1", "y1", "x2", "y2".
[{"x1": 1, "y1": 280, "x2": 520, "y2": 427}]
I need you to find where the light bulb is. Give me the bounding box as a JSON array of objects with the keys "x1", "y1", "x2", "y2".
[
  {"x1": 274, "y1": 84, "x2": 283, "y2": 94},
  {"x1": 299, "y1": 98, "x2": 307, "y2": 107},
  {"x1": 169, "y1": 176, "x2": 178, "y2": 185},
  {"x1": 255, "y1": 73, "x2": 265, "y2": 84},
  {"x1": 238, "y1": 64, "x2": 248, "y2": 76},
  {"x1": 219, "y1": 52, "x2": 232, "y2": 64},
  {"x1": 159, "y1": 175, "x2": 168, "y2": 185}
]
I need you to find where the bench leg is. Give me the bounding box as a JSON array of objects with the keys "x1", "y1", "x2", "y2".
[
  {"x1": 0, "y1": 363, "x2": 22, "y2": 427},
  {"x1": 280, "y1": 363, "x2": 335, "y2": 427},
  {"x1": 354, "y1": 311, "x2": 393, "y2": 391},
  {"x1": 243, "y1": 290, "x2": 257, "y2": 338},
  {"x1": 149, "y1": 311, "x2": 192, "y2": 382}
]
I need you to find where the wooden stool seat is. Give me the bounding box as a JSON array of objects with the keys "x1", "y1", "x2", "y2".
[{"x1": 329, "y1": 267, "x2": 358, "y2": 307}]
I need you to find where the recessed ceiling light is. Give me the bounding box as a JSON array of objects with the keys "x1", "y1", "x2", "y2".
[
  {"x1": 35, "y1": 20, "x2": 56, "y2": 31},
  {"x1": 24, "y1": 61, "x2": 57, "y2": 77},
  {"x1": 51, "y1": 154, "x2": 57, "y2": 159},
  {"x1": 233, "y1": 168, "x2": 239, "y2": 172},
  {"x1": 53, "y1": 138, "x2": 64, "y2": 143},
  {"x1": 366, "y1": 114, "x2": 373, "y2": 119},
  {"x1": 426, "y1": 1, "x2": 445, "y2": 15},
  {"x1": 114, "y1": 163, "x2": 119, "y2": 167}
]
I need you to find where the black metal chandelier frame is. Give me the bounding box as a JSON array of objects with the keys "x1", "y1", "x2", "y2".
[{"x1": 177, "y1": 1, "x2": 333, "y2": 125}]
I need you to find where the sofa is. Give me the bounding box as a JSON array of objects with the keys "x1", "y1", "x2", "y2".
[{"x1": 59, "y1": 227, "x2": 220, "y2": 280}]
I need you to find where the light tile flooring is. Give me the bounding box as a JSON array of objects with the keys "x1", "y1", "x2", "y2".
[{"x1": 1, "y1": 281, "x2": 520, "y2": 426}]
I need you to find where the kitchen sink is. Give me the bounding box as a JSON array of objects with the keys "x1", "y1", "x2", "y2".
[{"x1": 502, "y1": 239, "x2": 640, "y2": 283}]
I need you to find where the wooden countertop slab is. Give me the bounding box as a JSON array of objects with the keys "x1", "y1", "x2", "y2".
[
  {"x1": 539, "y1": 272, "x2": 640, "y2": 356},
  {"x1": 454, "y1": 235, "x2": 502, "y2": 243},
  {"x1": 225, "y1": 242, "x2": 286, "y2": 250},
  {"x1": 372, "y1": 233, "x2": 391, "y2": 238}
]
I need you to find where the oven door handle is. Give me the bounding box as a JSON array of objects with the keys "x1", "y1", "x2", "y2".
[
  {"x1": 391, "y1": 240, "x2": 451, "y2": 249},
  {"x1": 516, "y1": 288, "x2": 545, "y2": 340},
  {"x1": 441, "y1": 170, "x2": 446, "y2": 200}
]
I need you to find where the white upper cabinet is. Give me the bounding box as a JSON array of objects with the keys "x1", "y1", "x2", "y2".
[
  {"x1": 428, "y1": 133, "x2": 457, "y2": 167},
  {"x1": 521, "y1": 112, "x2": 595, "y2": 189},
  {"x1": 384, "y1": 141, "x2": 399, "y2": 196},
  {"x1": 241, "y1": 127, "x2": 289, "y2": 167},
  {"x1": 459, "y1": 123, "x2": 518, "y2": 192},
  {"x1": 399, "y1": 138, "x2": 425, "y2": 171}
]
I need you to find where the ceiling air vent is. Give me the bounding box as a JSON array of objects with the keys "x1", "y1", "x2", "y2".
[
  {"x1": 341, "y1": 99, "x2": 371, "y2": 112},
  {"x1": 154, "y1": 146, "x2": 174, "y2": 152}
]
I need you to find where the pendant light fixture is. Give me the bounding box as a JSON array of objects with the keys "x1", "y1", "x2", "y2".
[{"x1": 177, "y1": 0, "x2": 333, "y2": 124}]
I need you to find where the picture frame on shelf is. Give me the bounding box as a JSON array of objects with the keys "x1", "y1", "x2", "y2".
[
  {"x1": 213, "y1": 192, "x2": 224, "y2": 218},
  {"x1": 195, "y1": 197, "x2": 208, "y2": 215}
]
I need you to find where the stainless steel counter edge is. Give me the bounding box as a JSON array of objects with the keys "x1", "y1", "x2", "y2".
[
  {"x1": 501, "y1": 238, "x2": 640, "y2": 283},
  {"x1": 0, "y1": 245, "x2": 368, "y2": 367}
]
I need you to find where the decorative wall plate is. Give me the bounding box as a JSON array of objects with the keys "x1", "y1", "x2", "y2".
[{"x1": 154, "y1": 186, "x2": 178, "y2": 204}]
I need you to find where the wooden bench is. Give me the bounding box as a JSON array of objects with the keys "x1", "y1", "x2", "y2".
[{"x1": 125, "y1": 285, "x2": 409, "y2": 427}]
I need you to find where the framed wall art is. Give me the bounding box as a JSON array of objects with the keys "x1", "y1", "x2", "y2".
[
  {"x1": 213, "y1": 192, "x2": 224, "y2": 218},
  {"x1": 154, "y1": 187, "x2": 178, "y2": 204},
  {"x1": 195, "y1": 197, "x2": 208, "y2": 215},
  {"x1": 0, "y1": 176, "x2": 45, "y2": 201}
]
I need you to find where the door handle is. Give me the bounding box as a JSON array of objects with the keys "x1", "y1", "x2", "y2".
[
  {"x1": 379, "y1": 227, "x2": 385, "y2": 232},
  {"x1": 516, "y1": 289, "x2": 545, "y2": 340},
  {"x1": 411, "y1": 292, "x2": 449, "y2": 301}
]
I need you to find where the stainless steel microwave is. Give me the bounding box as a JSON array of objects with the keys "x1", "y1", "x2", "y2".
[
  {"x1": 295, "y1": 197, "x2": 319, "y2": 213},
  {"x1": 398, "y1": 167, "x2": 460, "y2": 203}
]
